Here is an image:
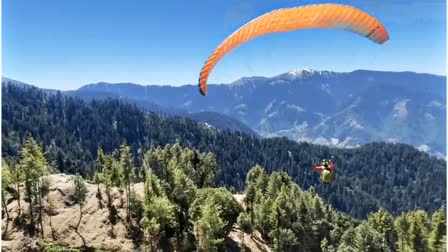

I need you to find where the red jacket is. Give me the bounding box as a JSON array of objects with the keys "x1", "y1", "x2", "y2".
[{"x1": 313, "y1": 163, "x2": 335, "y2": 172}]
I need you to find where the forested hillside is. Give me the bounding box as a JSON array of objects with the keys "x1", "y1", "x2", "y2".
[
  {"x1": 67, "y1": 70, "x2": 447, "y2": 156},
  {"x1": 2, "y1": 141, "x2": 445, "y2": 251},
  {"x1": 2, "y1": 83, "x2": 446, "y2": 219}
]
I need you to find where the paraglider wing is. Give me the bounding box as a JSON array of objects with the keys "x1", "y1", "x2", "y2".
[{"x1": 198, "y1": 4, "x2": 389, "y2": 95}]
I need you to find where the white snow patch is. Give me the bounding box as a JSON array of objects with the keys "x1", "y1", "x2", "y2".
[
  {"x1": 330, "y1": 138, "x2": 339, "y2": 145},
  {"x1": 338, "y1": 137, "x2": 360, "y2": 148},
  {"x1": 270, "y1": 80, "x2": 288, "y2": 85},
  {"x1": 287, "y1": 104, "x2": 305, "y2": 113},
  {"x1": 264, "y1": 100, "x2": 276, "y2": 114},
  {"x1": 288, "y1": 68, "x2": 315, "y2": 78},
  {"x1": 287, "y1": 68, "x2": 337, "y2": 79},
  {"x1": 267, "y1": 112, "x2": 278, "y2": 118},
  {"x1": 201, "y1": 123, "x2": 218, "y2": 131},
  {"x1": 314, "y1": 137, "x2": 330, "y2": 145},
  {"x1": 417, "y1": 144, "x2": 430, "y2": 152},
  {"x1": 234, "y1": 104, "x2": 247, "y2": 111},
  {"x1": 393, "y1": 99, "x2": 410, "y2": 120},
  {"x1": 387, "y1": 138, "x2": 399, "y2": 144}
]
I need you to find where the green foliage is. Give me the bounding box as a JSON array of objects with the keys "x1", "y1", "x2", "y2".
[
  {"x1": 93, "y1": 172, "x2": 103, "y2": 185},
  {"x1": 118, "y1": 143, "x2": 136, "y2": 221},
  {"x1": 395, "y1": 213, "x2": 411, "y2": 251},
  {"x1": 355, "y1": 223, "x2": 387, "y2": 252},
  {"x1": 119, "y1": 143, "x2": 135, "y2": 187},
  {"x1": 141, "y1": 195, "x2": 178, "y2": 244},
  {"x1": 237, "y1": 212, "x2": 252, "y2": 232},
  {"x1": 272, "y1": 228, "x2": 298, "y2": 252},
  {"x1": 194, "y1": 201, "x2": 227, "y2": 252},
  {"x1": 190, "y1": 188, "x2": 241, "y2": 238},
  {"x1": 337, "y1": 227, "x2": 357, "y2": 252},
  {"x1": 2, "y1": 159, "x2": 12, "y2": 228},
  {"x1": 129, "y1": 188, "x2": 143, "y2": 222},
  {"x1": 37, "y1": 241, "x2": 104, "y2": 252},
  {"x1": 20, "y1": 137, "x2": 50, "y2": 204},
  {"x1": 428, "y1": 210, "x2": 446, "y2": 251},
  {"x1": 2, "y1": 159, "x2": 12, "y2": 198},
  {"x1": 73, "y1": 175, "x2": 86, "y2": 206},
  {"x1": 2, "y1": 84, "x2": 445, "y2": 220},
  {"x1": 17, "y1": 137, "x2": 52, "y2": 235},
  {"x1": 408, "y1": 210, "x2": 430, "y2": 251},
  {"x1": 2, "y1": 84, "x2": 446, "y2": 251},
  {"x1": 367, "y1": 208, "x2": 397, "y2": 251}
]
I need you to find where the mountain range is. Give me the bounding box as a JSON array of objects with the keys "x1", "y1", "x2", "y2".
[{"x1": 60, "y1": 69, "x2": 446, "y2": 156}]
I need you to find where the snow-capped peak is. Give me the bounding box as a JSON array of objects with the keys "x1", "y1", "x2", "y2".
[
  {"x1": 286, "y1": 68, "x2": 336, "y2": 79},
  {"x1": 287, "y1": 68, "x2": 316, "y2": 78}
]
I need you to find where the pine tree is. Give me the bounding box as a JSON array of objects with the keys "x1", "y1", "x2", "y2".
[
  {"x1": 237, "y1": 212, "x2": 252, "y2": 232},
  {"x1": 170, "y1": 161, "x2": 197, "y2": 237},
  {"x1": 199, "y1": 152, "x2": 217, "y2": 188},
  {"x1": 395, "y1": 213, "x2": 411, "y2": 252},
  {"x1": 73, "y1": 174, "x2": 87, "y2": 246},
  {"x1": 194, "y1": 202, "x2": 227, "y2": 252},
  {"x1": 141, "y1": 167, "x2": 177, "y2": 251},
  {"x1": 141, "y1": 196, "x2": 177, "y2": 251},
  {"x1": 119, "y1": 143, "x2": 135, "y2": 222},
  {"x1": 367, "y1": 208, "x2": 397, "y2": 251},
  {"x1": 337, "y1": 227, "x2": 357, "y2": 252},
  {"x1": 355, "y1": 223, "x2": 387, "y2": 252},
  {"x1": 408, "y1": 210, "x2": 430, "y2": 252},
  {"x1": 11, "y1": 161, "x2": 24, "y2": 219},
  {"x1": 94, "y1": 147, "x2": 106, "y2": 197},
  {"x1": 245, "y1": 184, "x2": 256, "y2": 225},
  {"x1": 189, "y1": 187, "x2": 241, "y2": 242},
  {"x1": 428, "y1": 209, "x2": 446, "y2": 252},
  {"x1": 2, "y1": 159, "x2": 12, "y2": 236},
  {"x1": 255, "y1": 196, "x2": 273, "y2": 237},
  {"x1": 19, "y1": 137, "x2": 50, "y2": 237}
]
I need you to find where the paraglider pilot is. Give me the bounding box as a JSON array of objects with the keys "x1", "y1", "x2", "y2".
[{"x1": 313, "y1": 159, "x2": 335, "y2": 184}]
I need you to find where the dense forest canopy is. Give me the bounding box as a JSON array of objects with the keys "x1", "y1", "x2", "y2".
[
  {"x1": 2, "y1": 140, "x2": 446, "y2": 251},
  {"x1": 2, "y1": 82, "x2": 446, "y2": 219}
]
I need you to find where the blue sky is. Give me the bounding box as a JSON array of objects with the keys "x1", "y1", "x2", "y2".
[{"x1": 2, "y1": 0, "x2": 446, "y2": 90}]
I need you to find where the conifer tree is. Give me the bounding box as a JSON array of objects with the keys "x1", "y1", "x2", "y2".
[
  {"x1": 2, "y1": 159, "x2": 12, "y2": 235},
  {"x1": 141, "y1": 195, "x2": 177, "y2": 251},
  {"x1": 19, "y1": 137, "x2": 50, "y2": 237},
  {"x1": 119, "y1": 143, "x2": 135, "y2": 221},
  {"x1": 73, "y1": 174, "x2": 87, "y2": 245},
  {"x1": 395, "y1": 213, "x2": 411, "y2": 252},
  {"x1": 408, "y1": 210, "x2": 430, "y2": 251},
  {"x1": 367, "y1": 208, "x2": 397, "y2": 251},
  {"x1": 428, "y1": 210, "x2": 446, "y2": 252},
  {"x1": 11, "y1": 161, "x2": 24, "y2": 218},
  {"x1": 194, "y1": 202, "x2": 227, "y2": 252}
]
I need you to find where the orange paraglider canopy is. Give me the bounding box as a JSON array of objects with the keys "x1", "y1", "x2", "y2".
[{"x1": 198, "y1": 4, "x2": 389, "y2": 95}]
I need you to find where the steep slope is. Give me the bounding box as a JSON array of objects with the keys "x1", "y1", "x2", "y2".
[
  {"x1": 67, "y1": 70, "x2": 446, "y2": 155},
  {"x1": 1, "y1": 174, "x2": 268, "y2": 252},
  {"x1": 188, "y1": 112, "x2": 258, "y2": 136},
  {"x1": 64, "y1": 82, "x2": 257, "y2": 135}
]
